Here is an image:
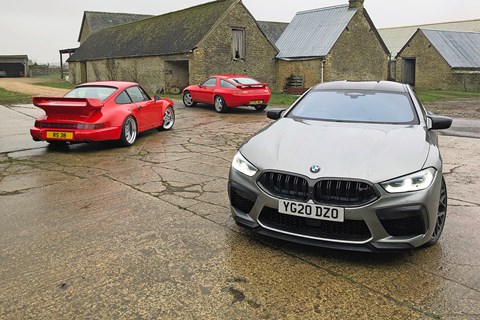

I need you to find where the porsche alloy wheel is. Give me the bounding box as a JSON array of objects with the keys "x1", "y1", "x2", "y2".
[
  {"x1": 160, "y1": 106, "x2": 175, "y2": 131},
  {"x1": 183, "y1": 91, "x2": 196, "y2": 107},
  {"x1": 120, "y1": 116, "x2": 137, "y2": 146},
  {"x1": 214, "y1": 95, "x2": 228, "y2": 113},
  {"x1": 425, "y1": 177, "x2": 448, "y2": 246},
  {"x1": 254, "y1": 104, "x2": 267, "y2": 111}
]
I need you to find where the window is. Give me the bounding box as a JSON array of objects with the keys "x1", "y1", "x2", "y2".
[
  {"x1": 126, "y1": 86, "x2": 149, "y2": 103},
  {"x1": 231, "y1": 28, "x2": 245, "y2": 60},
  {"x1": 115, "y1": 91, "x2": 132, "y2": 104},
  {"x1": 201, "y1": 78, "x2": 217, "y2": 87},
  {"x1": 220, "y1": 79, "x2": 236, "y2": 88},
  {"x1": 64, "y1": 86, "x2": 116, "y2": 101},
  {"x1": 289, "y1": 90, "x2": 419, "y2": 125}
]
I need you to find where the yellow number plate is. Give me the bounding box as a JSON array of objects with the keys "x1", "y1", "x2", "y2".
[
  {"x1": 46, "y1": 131, "x2": 73, "y2": 140},
  {"x1": 250, "y1": 100, "x2": 262, "y2": 105}
]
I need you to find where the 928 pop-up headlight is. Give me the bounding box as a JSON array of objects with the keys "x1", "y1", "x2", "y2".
[
  {"x1": 232, "y1": 152, "x2": 258, "y2": 177},
  {"x1": 381, "y1": 168, "x2": 436, "y2": 193}
]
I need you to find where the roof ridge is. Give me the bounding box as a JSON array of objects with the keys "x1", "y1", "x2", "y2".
[
  {"x1": 421, "y1": 28, "x2": 480, "y2": 35},
  {"x1": 297, "y1": 4, "x2": 349, "y2": 15},
  {"x1": 379, "y1": 18, "x2": 480, "y2": 31},
  {"x1": 85, "y1": 11, "x2": 152, "y2": 16}
]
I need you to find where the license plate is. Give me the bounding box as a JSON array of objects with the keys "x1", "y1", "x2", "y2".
[
  {"x1": 250, "y1": 100, "x2": 262, "y2": 105},
  {"x1": 279, "y1": 200, "x2": 344, "y2": 222},
  {"x1": 46, "y1": 131, "x2": 73, "y2": 140}
]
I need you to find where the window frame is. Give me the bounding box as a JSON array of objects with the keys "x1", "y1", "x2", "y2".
[{"x1": 231, "y1": 27, "x2": 246, "y2": 61}]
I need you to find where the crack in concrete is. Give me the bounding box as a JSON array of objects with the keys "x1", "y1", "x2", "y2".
[{"x1": 449, "y1": 197, "x2": 480, "y2": 207}]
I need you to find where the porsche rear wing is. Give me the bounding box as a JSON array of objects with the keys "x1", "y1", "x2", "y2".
[
  {"x1": 33, "y1": 97, "x2": 104, "y2": 116},
  {"x1": 236, "y1": 83, "x2": 269, "y2": 89}
]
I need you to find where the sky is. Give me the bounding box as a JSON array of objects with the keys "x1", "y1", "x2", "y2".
[{"x1": 1, "y1": 0, "x2": 479, "y2": 64}]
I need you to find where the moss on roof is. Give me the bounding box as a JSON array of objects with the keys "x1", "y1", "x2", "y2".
[
  {"x1": 86, "y1": 11, "x2": 153, "y2": 33},
  {"x1": 257, "y1": 21, "x2": 289, "y2": 45},
  {"x1": 69, "y1": 0, "x2": 237, "y2": 62}
]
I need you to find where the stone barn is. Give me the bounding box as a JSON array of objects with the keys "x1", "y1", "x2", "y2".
[
  {"x1": 275, "y1": 0, "x2": 389, "y2": 92},
  {"x1": 67, "y1": 0, "x2": 278, "y2": 94},
  {"x1": 396, "y1": 29, "x2": 480, "y2": 91}
]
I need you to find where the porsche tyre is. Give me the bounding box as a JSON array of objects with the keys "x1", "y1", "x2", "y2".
[
  {"x1": 254, "y1": 104, "x2": 267, "y2": 111},
  {"x1": 214, "y1": 95, "x2": 228, "y2": 113},
  {"x1": 183, "y1": 91, "x2": 196, "y2": 107},
  {"x1": 159, "y1": 106, "x2": 175, "y2": 131},
  {"x1": 119, "y1": 116, "x2": 137, "y2": 146}
]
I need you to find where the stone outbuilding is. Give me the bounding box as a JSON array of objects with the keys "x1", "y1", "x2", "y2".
[
  {"x1": 396, "y1": 29, "x2": 480, "y2": 91},
  {"x1": 275, "y1": 0, "x2": 389, "y2": 92},
  {"x1": 0, "y1": 55, "x2": 29, "y2": 78},
  {"x1": 67, "y1": 0, "x2": 278, "y2": 94},
  {"x1": 379, "y1": 19, "x2": 480, "y2": 80}
]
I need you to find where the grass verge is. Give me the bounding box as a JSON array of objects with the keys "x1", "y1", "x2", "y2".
[
  {"x1": 0, "y1": 87, "x2": 32, "y2": 105},
  {"x1": 416, "y1": 90, "x2": 480, "y2": 102},
  {"x1": 32, "y1": 80, "x2": 74, "y2": 90}
]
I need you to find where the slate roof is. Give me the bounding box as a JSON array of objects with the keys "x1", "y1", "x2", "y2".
[
  {"x1": 379, "y1": 19, "x2": 480, "y2": 58},
  {"x1": 419, "y1": 29, "x2": 480, "y2": 68},
  {"x1": 68, "y1": 0, "x2": 237, "y2": 62},
  {"x1": 257, "y1": 21, "x2": 289, "y2": 45},
  {"x1": 78, "y1": 11, "x2": 153, "y2": 42},
  {"x1": 275, "y1": 5, "x2": 356, "y2": 59}
]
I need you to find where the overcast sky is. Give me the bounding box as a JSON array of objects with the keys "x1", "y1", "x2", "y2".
[{"x1": 1, "y1": 0, "x2": 479, "y2": 64}]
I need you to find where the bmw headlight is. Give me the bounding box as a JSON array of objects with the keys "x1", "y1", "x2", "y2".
[
  {"x1": 381, "y1": 168, "x2": 436, "y2": 193},
  {"x1": 232, "y1": 152, "x2": 258, "y2": 177}
]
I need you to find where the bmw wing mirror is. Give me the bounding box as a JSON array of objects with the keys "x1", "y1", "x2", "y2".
[
  {"x1": 267, "y1": 108, "x2": 285, "y2": 120},
  {"x1": 154, "y1": 95, "x2": 161, "y2": 101},
  {"x1": 428, "y1": 115, "x2": 452, "y2": 130}
]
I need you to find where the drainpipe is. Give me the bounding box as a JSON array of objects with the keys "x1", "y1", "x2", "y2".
[{"x1": 321, "y1": 60, "x2": 326, "y2": 83}]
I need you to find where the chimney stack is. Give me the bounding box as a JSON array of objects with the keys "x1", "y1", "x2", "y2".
[{"x1": 349, "y1": 0, "x2": 364, "y2": 10}]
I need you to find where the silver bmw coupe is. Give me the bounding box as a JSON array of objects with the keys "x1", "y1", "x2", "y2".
[{"x1": 228, "y1": 81, "x2": 452, "y2": 252}]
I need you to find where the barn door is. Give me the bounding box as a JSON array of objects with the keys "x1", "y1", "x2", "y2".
[{"x1": 402, "y1": 58, "x2": 416, "y2": 86}]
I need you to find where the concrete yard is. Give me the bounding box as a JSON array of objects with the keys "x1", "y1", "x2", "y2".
[{"x1": 0, "y1": 102, "x2": 479, "y2": 319}]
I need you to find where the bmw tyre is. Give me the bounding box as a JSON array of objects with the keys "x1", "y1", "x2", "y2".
[
  {"x1": 425, "y1": 176, "x2": 448, "y2": 247},
  {"x1": 119, "y1": 116, "x2": 137, "y2": 146},
  {"x1": 183, "y1": 91, "x2": 196, "y2": 107},
  {"x1": 214, "y1": 95, "x2": 228, "y2": 113},
  {"x1": 159, "y1": 106, "x2": 175, "y2": 131}
]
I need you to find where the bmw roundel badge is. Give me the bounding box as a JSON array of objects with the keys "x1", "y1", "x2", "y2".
[{"x1": 310, "y1": 165, "x2": 320, "y2": 173}]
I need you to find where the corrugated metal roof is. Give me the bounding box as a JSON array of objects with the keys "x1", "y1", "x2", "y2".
[
  {"x1": 379, "y1": 19, "x2": 480, "y2": 58},
  {"x1": 275, "y1": 5, "x2": 356, "y2": 59},
  {"x1": 421, "y1": 29, "x2": 480, "y2": 68}
]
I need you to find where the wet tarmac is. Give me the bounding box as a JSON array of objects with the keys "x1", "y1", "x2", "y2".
[{"x1": 1, "y1": 103, "x2": 480, "y2": 319}]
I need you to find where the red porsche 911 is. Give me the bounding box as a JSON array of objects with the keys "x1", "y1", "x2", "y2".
[
  {"x1": 30, "y1": 81, "x2": 175, "y2": 147},
  {"x1": 182, "y1": 74, "x2": 271, "y2": 113}
]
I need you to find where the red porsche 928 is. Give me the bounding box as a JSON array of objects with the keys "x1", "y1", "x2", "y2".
[
  {"x1": 182, "y1": 74, "x2": 271, "y2": 113},
  {"x1": 30, "y1": 81, "x2": 174, "y2": 147}
]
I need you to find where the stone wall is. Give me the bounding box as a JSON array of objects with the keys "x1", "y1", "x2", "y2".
[
  {"x1": 396, "y1": 31, "x2": 480, "y2": 91},
  {"x1": 325, "y1": 11, "x2": 388, "y2": 81},
  {"x1": 275, "y1": 59, "x2": 323, "y2": 91},
  {"x1": 190, "y1": 2, "x2": 277, "y2": 88}
]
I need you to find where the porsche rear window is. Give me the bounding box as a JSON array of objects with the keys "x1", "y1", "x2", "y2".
[
  {"x1": 228, "y1": 77, "x2": 259, "y2": 85},
  {"x1": 65, "y1": 86, "x2": 116, "y2": 101},
  {"x1": 289, "y1": 90, "x2": 419, "y2": 124}
]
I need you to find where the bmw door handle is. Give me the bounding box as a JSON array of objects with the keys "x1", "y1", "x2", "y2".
[{"x1": 137, "y1": 105, "x2": 143, "y2": 109}]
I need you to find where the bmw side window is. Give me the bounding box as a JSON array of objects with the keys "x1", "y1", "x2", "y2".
[
  {"x1": 126, "y1": 86, "x2": 148, "y2": 103},
  {"x1": 220, "y1": 80, "x2": 236, "y2": 88},
  {"x1": 202, "y1": 78, "x2": 216, "y2": 87},
  {"x1": 115, "y1": 91, "x2": 132, "y2": 104}
]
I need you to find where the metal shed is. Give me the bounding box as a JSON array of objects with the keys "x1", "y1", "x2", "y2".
[{"x1": 0, "y1": 55, "x2": 29, "y2": 77}]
